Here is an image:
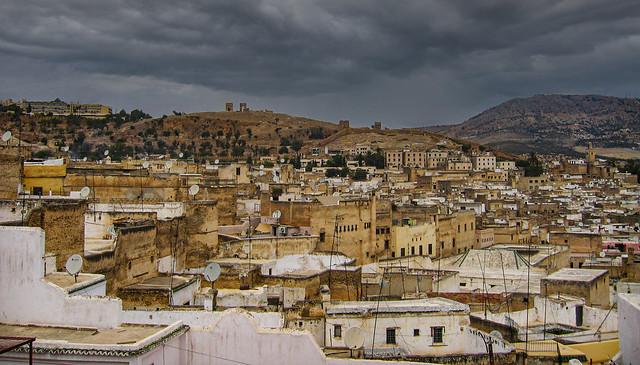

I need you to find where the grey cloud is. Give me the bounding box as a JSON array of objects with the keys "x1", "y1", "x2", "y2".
[{"x1": 0, "y1": 0, "x2": 639, "y2": 126}]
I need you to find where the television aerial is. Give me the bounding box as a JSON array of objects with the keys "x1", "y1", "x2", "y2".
[
  {"x1": 344, "y1": 327, "x2": 365, "y2": 350},
  {"x1": 1, "y1": 131, "x2": 12, "y2": 142},
  {"x1": 65, "y1": 254, "x2": 83, "y2": 282},
  {"x1": 79, "y1": 186, "x2": 91, "y2": 199},
  {"x1": 203, "y1": 262, "x2": 221, "y2": 282},
  {"x1": 272, "y1": 210, "x2": 282, "y2": 220},
  {"x1": 188, "y1": 184, "x2": 200, "y2": 196},
  {"x1": 142, "y1": 161, "x2": 150, "y2": 169}
]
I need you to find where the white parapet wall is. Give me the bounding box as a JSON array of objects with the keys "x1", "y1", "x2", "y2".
[{"x1": 0, "y1": 226, "x2": 122, "y2": 329}]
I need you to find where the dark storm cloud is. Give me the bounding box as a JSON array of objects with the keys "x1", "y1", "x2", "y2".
[{"x1": 0, "y1": 0, "x2": 639, "y2": 125}]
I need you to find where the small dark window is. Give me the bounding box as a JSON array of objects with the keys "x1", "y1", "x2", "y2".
[
  {"x1": 428, "y1": 244, "x2": 433, "y2": 255},
  {"x1": 431, "y1": 326, "x2": 444, "y2": 344},
  {"x1": 334, "y1": 324, "x2": 342, "y2": 338},
  {"x1": 384, "y1": 239, "x2": 390, "y2": 249},
  {"x1": 386, "y1": 328, "x2": 396, "y2": 344},
  {"x1": 400, "y1": 248, "x2": 405, "y2": 257},
  {"x1": 236, "y1": 167, "x2": 241, "y2": 176},
  {"x1": 32, "y1": 187, "x2": 43, "y2": 196},
  {"x1": 413, "y1": 329, "x2": 420, "y2": 336}
]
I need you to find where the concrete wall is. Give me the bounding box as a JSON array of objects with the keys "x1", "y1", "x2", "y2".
[
  {"x1": 219, "y1": 235, "x2": 319, "y2": 260},
  {"x1": 618, "y1": 293, "x2": 640, "y2": 365},
  {"x1": 0, "y1": 226, "x2": 122, "y2": 329},
  {"x1": 184, "y1": 201, "x2": 219, "y2": 267},
  {"x1": 0, "y1": 153, "x2": 21, "y2": 200}
]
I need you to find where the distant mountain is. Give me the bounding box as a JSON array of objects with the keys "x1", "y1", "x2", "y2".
[{"x1": 430, "y1": 94, "x2": 640, "y2": 155}]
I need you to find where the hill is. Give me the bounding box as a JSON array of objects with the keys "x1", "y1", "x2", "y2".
[
  {"x1": 0, "y1": 109, "x2": 481, "y2": 161},
  {"x1": 430, "y1": 94, "x2": 640, "y2": 156}
]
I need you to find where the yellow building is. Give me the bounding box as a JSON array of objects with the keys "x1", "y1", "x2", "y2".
[
  {"x1": 23, "y1": 158, "x2": 67, "y2": 196},
  {"x1": 390, "y1": 220, "x2": 437, "y2": 258}
]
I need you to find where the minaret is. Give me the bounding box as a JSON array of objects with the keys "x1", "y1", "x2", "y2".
[{"x1": 586, "y1": 142, "x2": 596, "y2": 176}]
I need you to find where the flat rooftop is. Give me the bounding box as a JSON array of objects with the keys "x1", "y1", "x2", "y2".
[
  {"x1": 543, "y1": 268, "x2": 608, "y2": 283},
  {"x1": 0, "y1": 323, "x2": 165, "y2": 345},
  {"x1": 122, "y1": 275, "x2": 197, "y2": 291},
  {"x1": 326, "y1": 298, "x2": 468, "y2": 315},
  {"x1": 44, "y1": 272, "x2": 105, "y2": 294}
]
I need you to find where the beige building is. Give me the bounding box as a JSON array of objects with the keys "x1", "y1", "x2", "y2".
[
  {"x1": 541, "y1": 268, "x2": 610, "y2": 307},
  {"x1": 427, "y1": 150, "x2": 448, "y2": 169},
  {"x1": 471, "y1": 154, "x2": 496, "y2": 170},
  {"x1": 390, "y1": 220, "x2": 437, "y2": 258}
]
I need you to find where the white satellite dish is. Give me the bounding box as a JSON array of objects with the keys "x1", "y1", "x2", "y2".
[
  {"x1": 83, "y1": 157, "x2": 87, "y2": 162},
  {"x1": 272, "y1": 210, "x2": 282, "y2": 219},
  {"x1": 568, "y1": 359, "x2": 582, "y2": 365},
  {"x1": 489, "y1": 330, "x2": 503, "y2": 341},
  {"x1": 259, "y1": 170, "x2": 265, "y2": 176},
  {"x1": 165, "y1": 161, "x2": 173, "y2": 169},
  {"x1": 65, "y1": 254, "x2": 83, "y2": 276},
  {"x1": 1, "y1": 131, "x2": 12, "y2": 142},
  {"x1": 61, "y1": 146, "x2": 69, "y2": 152},
  {"x1": 188, "y1": 184, "x2": 200, "y2": 196},
  {"x1": 214, "y1": 159, "x2": 219, "y2": 165},
  {"x1": 280, "y1": 158, "x2": 285, "y2": 163},
  {"x1": 142, "y1": 161, "x2": 150, "y2": 169},
  {"x1": 344, "y1": 327, "x2": 365, "y2": 350},
  {"x1": 203, "y1": 262, "x2": 221, "y2": 282},
  {"x1": 259, "y1": 165, "x2": 264, "y2": 170},
  {"x1": 273, "y1": 176, "x2": 280, "y2": 183},
  {"x1": 79, "y1": 186, "x2": 91, "y2": 198},
  {"x1": 178, "y1": 152, "x2": 184, "y2": 158},
  {"x1": 599, "y1": 251, "x2": 606, "y2": 258},
  {"x1": 103, "y1": 150, "x2": 109, "y2": 156}
]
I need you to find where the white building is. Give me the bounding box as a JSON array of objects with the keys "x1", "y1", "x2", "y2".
[
  {"x1": 324, "y1": 298, "x2": 514, "y2": 358},
  {"x1": 471, "y1": 155, "x2": 497, "y2": 171}
]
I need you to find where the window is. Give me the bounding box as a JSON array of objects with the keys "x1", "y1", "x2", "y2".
[
  {"x1": 236, "y1": 167, "x2": 241, "y2": 176},
  {"x1": 386, "y1": 328, "x2": 396, "y2": 344},
  {"x1": 428, "y1": 244, "x2": 432, "y2": 255},
  {"x1": 419, "y1": 245, "x2": 423, "y2": 255},
  {"x1": 33, "y1": 187, "x2": 43, "y2": 196},
  {"x1": 384, "y1": 240, "x2": 390, "y2": 249},
  {"x1": 413, "y1": 329, "x2": 420, "y2": 336},
  {"x1": 411, "y1": 246, "x2": 415, "y2": 255},
  {"x1": 334, "y1": 324, "x2": 342, "y2": 338},
  {"x1": 431, "y1": 326, "x2": 444, "y2": 344},
  {"x1": 400, "y1": 248, "x2": 405, "y2": 256},
  {"x1": 319, "y1": 231, "x2": 325, "y2": 242}
]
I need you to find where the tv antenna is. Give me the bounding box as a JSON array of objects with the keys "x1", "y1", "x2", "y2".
[
  {"x1": 344, "y1": 327, "x2": 365, "y2": 356},
  {"x1": 79, "y1": 186, "x2": 91, "y2": 199},
  {"x1": 188, "y1": 184, "x2": 200, "y2": 199},
  {"x1": 65, "y1": 254, "x2": 83, "y2": 283},
  {"x1": 1, "y1": 131, "x2": 12, "y2": 143}
]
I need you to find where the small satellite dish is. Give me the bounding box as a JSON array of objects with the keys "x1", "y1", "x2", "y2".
[
  {"x1": 599, "y1": 251, "x2": 606, "y2": 258},
  {"x1": 214, "y1": 159, "x2": 219, "y2": 164},
  {"x1": 259, "y1": 170, "x2": 265, "y2": 176},
  {"x1": 178, "y1": 152, "x2": 184, "y2": 158},
  {"x1": 203, "y1": 262, "x2": 221, "y2": 282},
  {"x1": 280, "y1": 158, "x2": 285, "y2": 163},
  {"x1": 259, "y1": 165, "x2": 264, "y2": 170},
  {"x1": 489, "y1": 330, "x2": 504, "y2": 341},
  {"x1": 568, "y1": 359, "x2": 582, "y2": 365},
  {"x1": 165, "y1": 161, "x2": 173, "y2": 169},
  {"x1": 273, "y1": 176, "x2": 280, "y2": 183},
  {"x1": 61, "y1": 146, "x2": 69, "y2": 152},
  {"x1": 344, "y1": 327, "x2": 365, "y2": 350},
  {"x1": 188, "y1": 184, "x2": 200, "y2": 196},
  {"x1": 103, "y1": 150, "x2": 109, "y2": 156},
  {"x1": 65, "y1": 254, "x2": 83, "y2": 276},
  {"x1": 83, "y1": 157, "x2": 87, "y2": 162},
  {"x1": 79, "y1": 186, "x2": 91, "y2": 198},
  {"x1": 272, "y1": 210, "x2": 282, "y2": 219},
  {"x1": 142, "y1": 161, "x2": 150, "y2": 169},
  {"x1": 1, "y1": 131, "x2": 12, "y2": 142}
]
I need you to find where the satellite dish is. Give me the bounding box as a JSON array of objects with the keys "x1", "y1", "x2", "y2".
[
  {"x1": 178, "y1": 152, "x2": 184, "y2": 158},
  {"x1": 79, "y1": 186, "x2": 91, "y2": 198},
  {"x1": 344, "y1": 327, "x2": 365, "y2": 350},
  {"x1": 214, "y1": 159, "x2": 219, "y2": 165},
  {"x1": 142, "y1": 161, "x2": 150, "y2": 169},
  {"x1": 272, "y1": 210, "x2": 282, "y2": 219},
  {"x1": 83, "y1": 157, "x2": 87, "y2": 162},
  {"x1": 489, "y1": 330, "x2": 504, "y2": 341},
  {"x1": 273, "y1": 176, "x2": 280, "y2": 183},
  {"x1": 599, "y1": 251, "x2": 606, "y2": 258},
  {"x1": 103, "y1": 150, "x2": 109, "y2": 156},
  {"x1": 259, "y1": 165, "x2": 264, "y2": 170},
  {"x1": 165, "y1": 161, "x2": 173, "y2": 169},
  {"x1": 65, "y1": 254, "x2": 83, "y2": 275},
  {"x1": 568, "y1": 360, "x2": 582, "y2": 365},
  {"x1": 203, "y1": 262, "x2": 221, "y2": 282},
  {"x1": 61, "y1": 146, "x2": 69, "y2": 152},
  {"x1": 1, "y1": 131, "x2": 12, "y2": 142},
  {"x1": 259, "y1": 170, "x2": 265, "y2": 176},
  {"x1": 280, "y1": 158, "x2": 285, "y2": 163},
  {"x1": 188, "y1": 184, "x2": 200, "y2": 196}
]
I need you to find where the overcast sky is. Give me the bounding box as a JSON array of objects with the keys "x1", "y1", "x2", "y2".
[{"x1": 1, "y1": 0, "x2": 639, "y2": 127}]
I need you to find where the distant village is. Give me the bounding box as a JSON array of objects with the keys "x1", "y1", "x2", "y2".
[{"x1": 0, "y1": 101, "x2": 638, "y2": 365}]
